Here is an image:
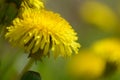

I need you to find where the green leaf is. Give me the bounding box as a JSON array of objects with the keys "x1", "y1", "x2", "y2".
[
  {"x1": 0, "y1": 2, "x2": 8, "y2": 24},
  {"x1": 21, "y1": 71, "x2": 41, "y2": 80},
  {"x1": 6, "y1": 0, "x2": 22, "y2": 8},
  {"x1": 3, "y1": 3, "x2": 18, "y2": 24},
  {"x1": 0, "y1": 2, "x2": 18, "y2": 37}
]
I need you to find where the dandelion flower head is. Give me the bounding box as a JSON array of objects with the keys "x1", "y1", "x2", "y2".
[
  {"x1": 91, "y1": 38, "x2": 120, "y2": 62},
  {"x1": 5, "y1": 9, "x2": 80, "y2": 59},
  {"x1": 22, "y1": 0, "x2": 44, "y2": 9},
  {"x1": 80, "y1": 1, "x2": 119, "y2": 31},
  {"x1": 67, "y1": 50, "x2": 106, "y2": 79}
]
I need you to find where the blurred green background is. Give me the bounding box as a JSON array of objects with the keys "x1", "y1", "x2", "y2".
[{"x1": 0, "y1": 0, "x2": 120, "y2": 80}]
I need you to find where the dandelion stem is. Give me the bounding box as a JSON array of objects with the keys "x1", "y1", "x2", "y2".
[{"x1": 18, "y1": 58, "x2": 35, "y2": 80}]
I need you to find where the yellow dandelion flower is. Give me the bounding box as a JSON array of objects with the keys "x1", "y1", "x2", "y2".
[
  {"x1": 18, "y1": 0, "x2": 44, "y2": 18},
  {"x1": 67, "y1": 50, "x2": 106, "y2": 79},
  {"x1": 5, "y1": 9, "x2": 80, "y2": 59},
  {"x1": 91, "y1": 38, "x2": 120, "y2": 62},
  {"x1": 22, "y1": 0, "x2": 44, "y2": 9},
  {"x1": 80, "y1": 1, "x2": 119, "y2": 32}
]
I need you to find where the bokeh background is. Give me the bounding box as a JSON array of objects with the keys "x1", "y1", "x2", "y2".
[{"x1": 0, "y1": 0, "x2": 120, "y2": 80}]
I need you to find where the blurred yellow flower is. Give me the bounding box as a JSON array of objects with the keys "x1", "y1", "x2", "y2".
[
  {"x1": 67, "y1": 50, "x2": 106, "y2": 79},
  {"x1": 91, "y1": 38, "x2": 120, "y2": 62},
  {"x1": 5, "y1": 9, "x2": 80, "y2": 59},
  {"x1": 22, "y1": 0, "x2": 44, "y2": 9},
  {"x1": 80, "y1": 1, "x2": 119, "y2": 32}
]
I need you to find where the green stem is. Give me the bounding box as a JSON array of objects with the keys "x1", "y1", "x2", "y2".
[{"x1": 17, "y1": 58, "x2": 35, "y2": 80}]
